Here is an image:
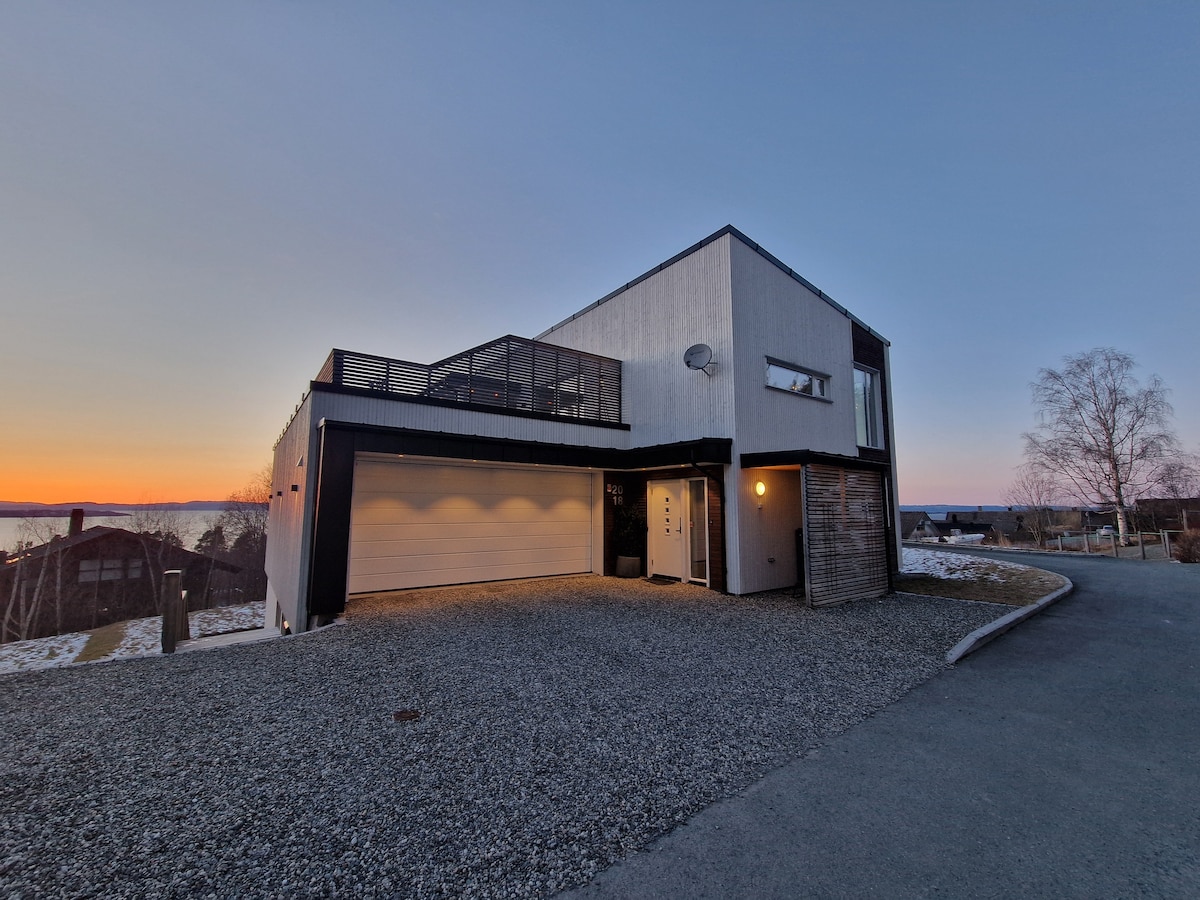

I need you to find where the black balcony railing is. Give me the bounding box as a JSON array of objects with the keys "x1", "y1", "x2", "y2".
[{"x1": 315, "y1": 335, "x2": 622, "y2": 424}]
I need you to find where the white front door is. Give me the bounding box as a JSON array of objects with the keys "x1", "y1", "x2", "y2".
[
  {"x1": 648, "y1": 481, "x2": 685, "y2": 579},
  {"x1": 648, "y1": 478, "x2": 709, "y2": 584}
]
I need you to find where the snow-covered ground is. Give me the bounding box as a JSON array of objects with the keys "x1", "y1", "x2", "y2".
[
  {"x1": 0, "y1": 603, "x2": 264, "y2": 676},
  {"x1": 903, "y1": 547, "x2": 1026, "y2": 581}
]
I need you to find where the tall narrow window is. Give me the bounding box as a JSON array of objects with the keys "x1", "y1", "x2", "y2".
[{"x1": 854, "y1": 367, "x2": 882, "y2": 448}]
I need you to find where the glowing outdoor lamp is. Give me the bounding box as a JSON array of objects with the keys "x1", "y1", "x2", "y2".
[{"x1": 754, "y1": 481, "x2": 767, "y2": 497}]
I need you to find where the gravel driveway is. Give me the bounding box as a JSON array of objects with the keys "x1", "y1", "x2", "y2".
[{"x1": 1, "y1": 576, "x2": 1009, "y2": 898}]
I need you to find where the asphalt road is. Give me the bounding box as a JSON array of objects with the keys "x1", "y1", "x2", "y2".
[{"x1": 563, "y1": 553, "x2": 1200, "y2": 899}]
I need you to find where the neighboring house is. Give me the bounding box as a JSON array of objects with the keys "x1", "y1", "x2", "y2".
[
  {"x1": 900, "y1": 512, "x2": 939, "y2": 541},
  {"x1": 1048, "y1": 507, "x2": 1110, "y2": 534},
  {"x1": 265, "y1": 226, "x2": 901, "y2": 634},
  {"x1": 1, "y1": 517, "x2": 239, "y2": 643},
  {"x1": 1133, "y1": 498, "x2": 1200, "y2": 532}
]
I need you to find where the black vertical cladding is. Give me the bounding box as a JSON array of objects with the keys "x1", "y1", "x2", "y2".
[
  {"x1": 307, "y1": 426, "x2": 356, "y2": 618},
  {"x1": 852, "y1": 322, "x2": 898, "y2": 580},
  {"x1": 852, "y1": 322, "x2": 891, "y2": 465}
]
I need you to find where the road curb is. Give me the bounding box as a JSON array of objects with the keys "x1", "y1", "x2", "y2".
[{"x1": 946, "y1": 578, "x2": 1075, "y2": 664}]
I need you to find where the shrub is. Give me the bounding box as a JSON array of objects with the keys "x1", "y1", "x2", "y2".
[{"x1": 1173, "y1": 530, "x2": 1200, "y2": 564}]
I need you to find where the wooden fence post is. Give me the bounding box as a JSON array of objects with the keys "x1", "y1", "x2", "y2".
[
  {"x1": 160, "y1": 569, "x2": 189, "y2": 653},
  {"x1": 1161, "y1": 531, "x2": 1172, "y2": 560}
]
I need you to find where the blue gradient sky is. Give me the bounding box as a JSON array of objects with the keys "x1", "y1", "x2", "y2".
[{"x1": 2, "y1": 2, "x2": 1197, "y2": 504}]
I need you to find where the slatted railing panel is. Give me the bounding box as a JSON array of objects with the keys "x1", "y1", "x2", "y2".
[{"x1": 314, "y1": 336, "x2": 622, "y2": 424}]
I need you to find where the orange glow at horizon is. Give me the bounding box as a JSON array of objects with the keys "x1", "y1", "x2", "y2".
[{"x1": 2, "y1": 443, "x2": 269, "y2": 505}]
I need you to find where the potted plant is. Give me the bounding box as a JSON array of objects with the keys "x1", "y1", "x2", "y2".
[{"x1": 612, "y1": 500, "x2": 646, "y2": 578}]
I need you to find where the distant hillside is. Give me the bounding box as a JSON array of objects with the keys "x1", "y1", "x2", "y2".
[{"x1": 0, "y1": 500, "x2": 226, "y2": 518}]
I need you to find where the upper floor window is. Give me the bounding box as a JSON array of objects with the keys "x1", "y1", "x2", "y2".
[
  {"x1": 765, "y1": 359, "x2": 829, "y2": 400},
  {"x1": 854, "y1": 366, "x2": 883, "y2": 448}
]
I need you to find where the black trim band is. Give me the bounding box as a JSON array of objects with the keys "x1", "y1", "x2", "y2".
[
  {"x1": 320, "y1": 420, "x2": 731, "y2": 469},
  {"x1": 740, "y1": 449, "x2": 891, "y2": 472}
]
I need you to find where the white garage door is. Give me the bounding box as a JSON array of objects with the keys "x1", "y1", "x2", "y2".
[{"x1": 348, "y1": 458, "x2": 593, "y2": 593}]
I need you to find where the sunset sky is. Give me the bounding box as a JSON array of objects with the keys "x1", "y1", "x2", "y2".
[{"x1": 2, "y1": 2, "x2": 1197, "y2": 505}]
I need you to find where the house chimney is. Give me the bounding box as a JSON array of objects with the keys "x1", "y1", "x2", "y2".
[{"x1": 69, "y1": 508, "x2": 85, "y2": 537}]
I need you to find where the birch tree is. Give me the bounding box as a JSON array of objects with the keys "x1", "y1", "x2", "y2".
[
  {"x1": 1022, "y1": 348, "x2": 1180, "y2": 543},
  {"x1": 1003, "y1": 465, "x2": 1060, "y2": 547}
]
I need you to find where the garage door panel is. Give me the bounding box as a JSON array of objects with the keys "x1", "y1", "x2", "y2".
[
  {"x1": 351, "y1": 508, "x2": 590, "y2": 534},
  {"x1": 351, "y1": 520, "x2": 591, "y2": 545},
  {"x1": 350, "y1": 545, "x2": 590, "y2": 578},
  {"x1": 349, "y1": 459, "x2": 593, "y2": 593},
  {"x1": 352, "y1": 530, "x2": 593, "y2": 560},
  {"x1": 350, "y1": 557, "x2": 588, "y2": 594},
  {"x1": 352, "y1": 501, "x2": 590, "y2": 528},
  {"x1": 354, "y1": 468, "x2": 586, "y2": 496}
]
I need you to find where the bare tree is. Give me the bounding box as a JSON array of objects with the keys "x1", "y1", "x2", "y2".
[
  {"x1": 211, "y1": 464, "x2": 272, "y2": 603},
  {"x1": 217, "y1": 464, "x2": 271, "y2": 553},
  {"x1": 1158, "y1": 451, "x2": 1200, "y2": 501},
  {"x1": 1003, "y1": 465, "x2": 1061, "y2": 547},
  {"x1": 122, "y1": 505, "x2": 193, "y2": 614},
  {"x1": 2, "y1": 519, "x2": 67, "y2": 644},
  {"x1": 1023, "y1": 348, "x2": 1181, "y2": 543}
]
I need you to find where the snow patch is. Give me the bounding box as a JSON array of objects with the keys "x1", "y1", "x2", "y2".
[
  {"x1": 0, "y1": 603, "x2": 265, "y2": 675},
  {"x1": 902, "y1": 548, "x2": 1027, "y2": 581}
]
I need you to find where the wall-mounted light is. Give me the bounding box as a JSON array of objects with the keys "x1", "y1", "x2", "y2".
[{"x1": 754, "y1": 481, "x2": 767, "y2": 497}]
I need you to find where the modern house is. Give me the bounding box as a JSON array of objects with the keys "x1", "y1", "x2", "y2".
[{"x1": 264, "y1": 226, "x2": 900, "y2": 634}]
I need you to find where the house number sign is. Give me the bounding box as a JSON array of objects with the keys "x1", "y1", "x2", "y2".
[{"x1": 606, "y1": 483, "x2": 625, "y2": 506}]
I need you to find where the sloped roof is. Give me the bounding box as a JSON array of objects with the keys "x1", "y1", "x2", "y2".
[
  {"x1": 536, "y1": 225, "x2": 889, "y2": 345},
  {"x1": 5, "y1": 526, "x2": 239, "y2": 572}
]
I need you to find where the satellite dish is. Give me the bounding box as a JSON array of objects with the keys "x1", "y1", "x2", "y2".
[{"x1": 684, "y1": 343, "x2": 714, "y2": 375}]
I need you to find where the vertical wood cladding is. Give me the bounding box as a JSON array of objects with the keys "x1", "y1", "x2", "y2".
[
  {"x1": 803, "y1": 464, "x2": 889, "y2": 606},
  {"x1": 705, "y1": 470, "x2": 727, "y2": 592}
]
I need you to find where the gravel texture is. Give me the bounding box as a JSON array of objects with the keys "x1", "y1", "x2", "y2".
[{"x1": 1, "y1": 576, "x2": 1010, "y2": 898}]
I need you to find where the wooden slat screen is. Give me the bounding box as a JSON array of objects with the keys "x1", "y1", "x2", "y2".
[
  {"x1": 804, "y1": 464, "x2": 889, "y2": 607},
  {"x1": 313, "y1": 336, "x2": 622, "y2": 425}
]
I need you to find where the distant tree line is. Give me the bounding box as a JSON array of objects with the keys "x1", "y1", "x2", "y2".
[{"x1": 192, "y1": 465, "x2": 271, "y2": 607}]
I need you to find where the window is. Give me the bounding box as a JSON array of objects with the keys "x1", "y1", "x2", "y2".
[
  {"x1": 765, "y1": 359, "x2": 829, "y2": 400},
  {"x1": 78, "y1": 558, "x2": 136, "y2": 583},
  {"x1": 854, "y1": 366, "x2": 883, "y2": 448}
]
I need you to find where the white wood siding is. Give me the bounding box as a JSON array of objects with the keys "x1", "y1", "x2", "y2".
[
  {"x1": 310, "y1": 391, "x2": 630, "y2": 450},
  {"x1": 348, "y1": 459, "x2": 594, "y2": 593},
  {"x1": 537, "y1": 236, "x2": 737, "y2": 448},
  {"x1": 264, "y1": 395, "x2": 319, "y2": 632},
  {"x1": 728, "y1": 238, "x2": 859, "y2": 456}
]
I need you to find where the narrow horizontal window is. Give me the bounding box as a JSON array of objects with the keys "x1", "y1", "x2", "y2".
[{"x1": 765, "y1": 360, "x2": 829, "y2": 400}]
